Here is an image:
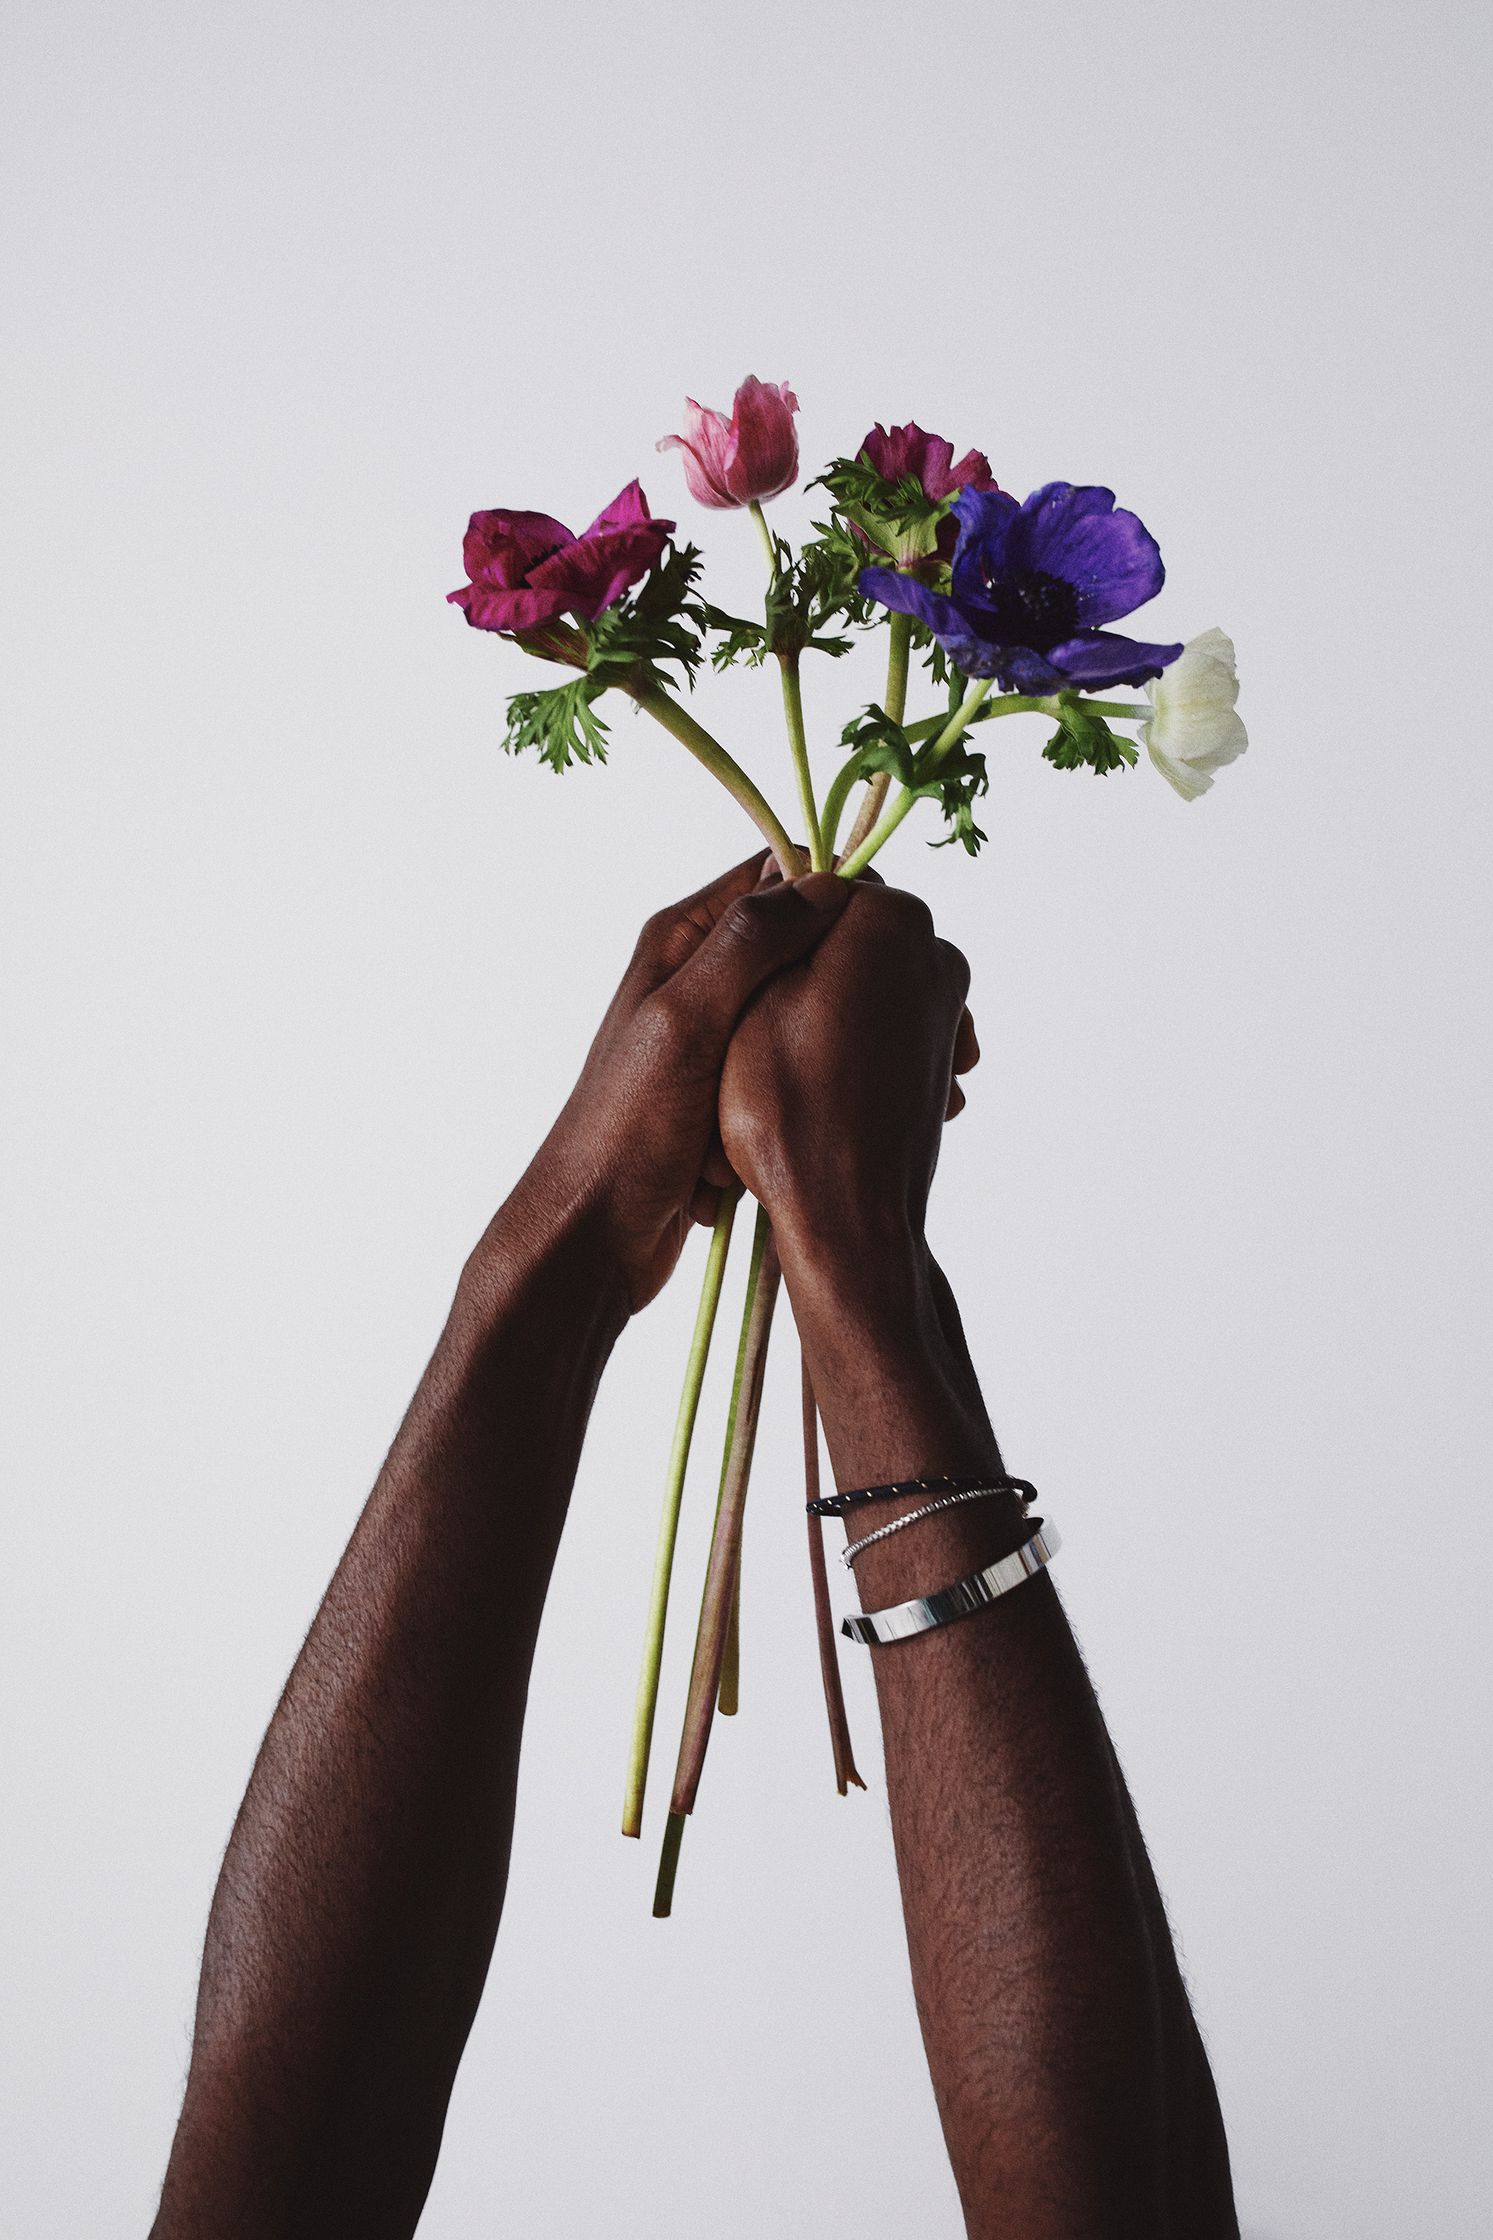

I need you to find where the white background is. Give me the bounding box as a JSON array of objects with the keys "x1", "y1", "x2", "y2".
[{"x1": 3, "y1": 3, "x2": 1490, "y2": 2234}]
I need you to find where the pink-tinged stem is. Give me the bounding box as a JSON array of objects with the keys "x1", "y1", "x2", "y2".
[
  {"x1": 839, "y1": 611, "x2": 912, "y2": 859},
  {"x1": 667, "y1": 1212, "x2": 781, "y2": 1819},
  {"x1": 653, "y1": 1811, "x2": 687, "y2": 1918},
  {"x1": 802, "y1": 1357, "x2": 865, "y2": 1797},
  {"x1": 718, "y1": 1553, "x2": 742, "y2": 1716}
]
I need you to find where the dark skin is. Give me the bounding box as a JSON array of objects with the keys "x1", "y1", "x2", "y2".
[
  {"x1": 152, "y1": 856, "x2": 1237, "y2": 2239},
  {"x1": 720, "y1": 887, "x2": 1238, "y2": 2238}
]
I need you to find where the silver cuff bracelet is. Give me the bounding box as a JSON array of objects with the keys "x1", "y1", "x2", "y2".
[{"x1": 841, "y1": 1524, "x2": 1059, "y2": 1647}]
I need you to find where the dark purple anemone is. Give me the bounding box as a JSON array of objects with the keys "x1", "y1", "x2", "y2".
[
  {"x1": 861, "y1": 482, "x2": 1183, "y2": 693},
  {"x1": 859, "y1": 420, "x2": 996, "y2": 504}
]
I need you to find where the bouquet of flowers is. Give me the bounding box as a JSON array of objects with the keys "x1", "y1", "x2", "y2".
[{"x1": 449, "y1": 376, "x2": 1246, "y2": 1912}]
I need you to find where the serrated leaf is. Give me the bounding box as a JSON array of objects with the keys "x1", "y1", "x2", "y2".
[
  {"x1": 696, "y1": 602, "x2": 770, "y2": 672},
  {"x1": 1042, "y1": 697, "x2": 1139, "y2": 775},
  {"x1": 502, "y1": 675, "x2": 611, "y2": 772},
  {"x1": 812, "y1": 458, "x2": 942, "y2": 537},
  {"x1": 585, "y1": 542, "x2": 707, "y2": 692},
  {"x1": 838, "y1": 704, "x2": 989, "y2": 854},
  {"x1": 839, "y1": 704, "x2": 917, "y2": 781}
]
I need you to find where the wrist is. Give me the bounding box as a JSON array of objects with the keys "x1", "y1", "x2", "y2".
[
  {"x1": 457, "y1": 1155, "x2": 632, "y2": 1352},
  {"x1": 770, "y1": 1197, "x2": 932, "y2": 1334},
  {"x1": 775, "y1": 1214, "x2": 1000, "y2": 1492}
]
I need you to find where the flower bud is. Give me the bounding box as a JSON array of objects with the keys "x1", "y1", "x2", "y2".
[{"x1": 658, "y1": 376, "x2": 799, "y2": 509}]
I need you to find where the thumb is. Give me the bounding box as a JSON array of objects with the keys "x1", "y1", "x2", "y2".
[{"x1": 657, "y1": 873, "x2": 848, "y2": 1063}]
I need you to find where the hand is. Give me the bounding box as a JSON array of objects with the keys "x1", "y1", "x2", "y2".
[
  {"x1": 521, "y1": 853, "x2": 849, "y2": 1309},
  {"x1": 717, "y1": 879, "x2": 978, "y2": 1262}
]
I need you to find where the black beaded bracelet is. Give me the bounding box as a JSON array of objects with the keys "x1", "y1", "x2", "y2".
[{"x1": 806, "y1": 1473, "x2": 1037, "y2": 1520}]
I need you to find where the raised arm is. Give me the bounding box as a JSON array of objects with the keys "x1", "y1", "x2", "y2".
[
  {"x1": 151, "y1": 856, "x2": 849, "y2": 2240},
  {"x1": 719, "y1": 881, "x2": 1239, "y2": 2239}
]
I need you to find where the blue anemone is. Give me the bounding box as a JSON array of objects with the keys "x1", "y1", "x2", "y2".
[{"x1": 861, "y1": 482, "x2": 1183, "y2": 693}]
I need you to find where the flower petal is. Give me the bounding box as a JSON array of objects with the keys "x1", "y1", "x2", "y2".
[
  {"x1": 948, "y1": 486, "x2": 1022, "y2": 604},
  {"x1": 1145, "y1": 741, "x2": 1216, "y2": 800},
  {"x1": 723, "y1": 375, "x2": 799, "y2": 504},
  {"x1": 1044, "y1": 630, "x2": 1184, "y2": 690},
  {"x1": 945, "y1": 446, "x2": 997, "y2": 494},
  {"x1": 858, "y1": 566, "x2": 957, "y2": 629},
  {"x1": 461, "y1": 508, "x2": 573, "y2": 588},
  {"x1": 1014, "y1": 484, "x2": 1166, "y2": 627},
  {"x1": 447, "y1": 579, "x2": 575, "y2": 633},
  {"x1": 858, "y1": 568, "x2": 1010, "y2": 680},
  {"x1": 861, "y1": 423, "x2": 997, "y2": 503},
  {"x1": 583, "y1": 479, "x2": 672, "y2": 542},
  {"x1": 1140, "y1": 628, "x2": 1248, "y2": 783},
  {"x1": 993, "y1": 646, "x2": 1067, "y2": 692},
  {"x1": 530, "y1": 518, "x2": 671, "y2": 621},
  {"x1": 658, "y1": 399, "x2": 737, "y2": 506}
]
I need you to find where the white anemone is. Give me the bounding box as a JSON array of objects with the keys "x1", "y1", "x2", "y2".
[{"x1": 1138, "y1": 628, "x2": 1247, "y2": 801}]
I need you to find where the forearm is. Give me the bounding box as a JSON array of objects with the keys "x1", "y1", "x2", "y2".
[
  {"x1": 780, "y1": 1218, "x2": 1237, "y2": 2240},
  {"x1": 153, "y1": 1175, "x2": 628, "y2": 2239}
]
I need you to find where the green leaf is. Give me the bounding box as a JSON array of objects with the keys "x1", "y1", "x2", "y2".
[
  {"x1": 1041, "y1": 696, "x2": 1140, "y2": 775},
  {"x1": 498, "y1": 541, "x2": 712, "y2": 774},
  {"x1": 698, "y1": 533, "x2": 867, "y2": 670},
  {"x1": 839, "y1": 703, "x2": 919, "y2": 788},
  {"x1": 586, "y1": 541, "x2": 707, "y2": 692},
  {"x1": 837, "y1": 705, "x2": 990, "y2": 855},
  {"x1": 502, "y1": 675, "x2": 612, "y2": 772},
  {"x1": 697, "y1": 602, "x2": 770, "y2": 672},
  {"x1": 923, "y1": 743, "x2": 990, "y2": 853},
  {"x1": 812, "y1": 457, "x2": 943, "y2": 539}
]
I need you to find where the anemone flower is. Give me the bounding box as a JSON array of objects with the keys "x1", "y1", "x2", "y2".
[{"x1": 862, "y1": 482, "x2": 1183, "y2": 693}]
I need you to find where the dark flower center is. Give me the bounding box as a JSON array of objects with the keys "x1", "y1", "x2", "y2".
[{"x1": 977, "y1": 566, "x2": 1079, "y2": 651}]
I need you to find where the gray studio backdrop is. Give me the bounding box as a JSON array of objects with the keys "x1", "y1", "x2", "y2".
[{"x1": 3, "y1": 3, "x2": 1490, "y2": 2235}]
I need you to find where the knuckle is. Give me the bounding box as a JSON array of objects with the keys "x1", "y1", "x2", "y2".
[
  {"x1": 875, "y1": 886, "x2": 936, "y2": 943},
  {"x1": 937, "y1": 938, "x2": 971, "y2": 999},
  {"x1": 636, "y1": 988, "x2": 688, "y2": 1061},
  {"x1": 717, "y1": 893, "x2": 768, "y2": 953},
  {"x1": 631, "y1": 908, "x2": 673, "y2": 970}
]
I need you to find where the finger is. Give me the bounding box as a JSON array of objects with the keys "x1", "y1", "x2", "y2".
[
  {"x1": 701, "y1": 1133, "x2": 737, "y2": 1190},
  {"x1": 675, "y1": 849, "x2": 772, "y2": 918},
  {"x1": 634, "y1": 851, "x2": 772, "y2": 984},
  {"x1": 689, "y1": 1181, "x2": 725, "y2": 1228},
  {"x1": 654, "y1": 874, "x2": 850, "y2": 1069},
  {"x1": 953, "y1": 1008, "x2": 981, "y2": 1076},
  {"x1": 935, "y1": 936, "x2": 972, "y2": 1010},
  {"x1": 945, "y1": 1081, "x2": 967, "y2": 1120}
]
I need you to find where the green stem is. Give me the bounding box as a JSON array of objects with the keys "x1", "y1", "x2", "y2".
[
  {"x1": 622, "y1": 1187, "x2": 741, "y2": 1838},
  {"x1": 778, "y1": 657, "x2": 826, "y2": 871},
  {"x1": 1069, "y1": 697, "x2": 1150, "y2": 722},
  {"x1": 884, "y1": 609, "x2": 913, "y2": 725},
  {"x1": 834, "y1": 614, "x2": 913, "y2": 861},
  {"x1": 668, "y1": 1209, "x2": 780, "y2": 1821},
  {"x1": 897, "y1": 692, "x2": 1147, "y2": 747},
  {"x1": 818, "y1": 758, "x2": 863, "y2": 869},
  {"x1": 900, "y1": 690, "x2": 1040, "y2": 743},
  {"x1": 748, "y1": 499, "x2": 778, "y2": 574},
  {"x1": 836, "y1": 677, "x2": 995, "y2": 880},
  {"x1": 823, "y1": 693, "x2": 1043, "y2": 867},
  {"x1": 629, "y1": 679, "x2": 798, "y2": 874}
]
